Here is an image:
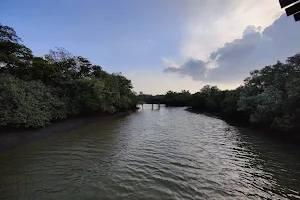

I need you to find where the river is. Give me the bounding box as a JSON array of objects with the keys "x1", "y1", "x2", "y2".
[{"x1": 0, "y1": 105, "x2": 300, "y2": 200}]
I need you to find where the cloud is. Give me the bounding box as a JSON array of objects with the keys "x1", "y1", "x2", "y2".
[
  {"x1": 209, "y1": 26, "x2": 262, "y2": 63},
  {"x1": 162, "y1": 57, "x2": 180, "y2": 68},
  {"x1": 164, "y1": 14, "x2": 300, "y2": 83},
  {"x1": 125, "y1": 69, "x2": 205, "y2": 95},
  {"x1": 164, "y1": 59, "x2": 207, "y2": 80},
  {"x1": 180, "y1": 0, "x2": 282, "y2": 60}
]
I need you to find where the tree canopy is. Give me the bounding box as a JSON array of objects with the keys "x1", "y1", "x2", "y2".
[
  {"x1": 140, "y1": 53, "x2": 300, "y2": 134},
  {"x1": 0, "y1": 24, "x2": 138, "y2": 129}
]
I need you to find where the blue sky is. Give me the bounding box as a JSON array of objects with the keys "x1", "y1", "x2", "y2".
[
  {"x1": 1, "y1": 0, "x2": 182, "y2": 70},
  {"x1": 1, "y1": 0, "x2": 300, "y2": 94}
]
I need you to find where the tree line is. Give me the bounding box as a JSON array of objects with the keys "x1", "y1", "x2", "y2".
[
  {"x1": 141, "y1": 53, "x2": 300, "y2": 133},
  {"x1": 0, "y1": 24, "x2": 139, "y2": 129}
]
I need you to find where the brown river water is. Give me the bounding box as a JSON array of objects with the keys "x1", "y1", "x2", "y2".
[{"x1": 0, "y1": 105, "x2": 300, "y2": 199}]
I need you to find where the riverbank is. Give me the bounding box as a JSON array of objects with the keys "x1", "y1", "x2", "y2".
[
  {"x1": 1, "y1": 105, "x2": 300, "y2": 200},
  {"x1": 186, "y1": 108, "x2": 300, "y2": 144},
  {"x1": 0, "y1": 111, "x2": 135, "y2": 151}
]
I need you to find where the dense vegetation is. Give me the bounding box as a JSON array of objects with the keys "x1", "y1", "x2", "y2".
[
  {"x1": 141, "y1": 54, "x2": 300, "y2": 133},
  {"x1": 0, "y1": 24, "x2": 138, "y2": 129},
  {"x1": 1, "y1": 23, "x2": 300, "y2": 134}
]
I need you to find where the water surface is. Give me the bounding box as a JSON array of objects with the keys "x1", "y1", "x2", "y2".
[{"x1": 1, "y1": 105, "x2": 300, "y2": 199}]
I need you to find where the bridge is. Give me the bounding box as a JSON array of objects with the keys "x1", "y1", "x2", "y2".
[
  {"x1": 138, "y1": 95, "x2": 164, "y2": 110},
  {"x1": 138, "y1": 101, "x2": 161, "y2": 110}
]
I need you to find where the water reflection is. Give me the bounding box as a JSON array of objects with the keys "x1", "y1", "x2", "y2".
[
  {"x1": 234, "y1": 127, "x2": 300, "y2": 199},
  {"x1": 0, "y1": 106, "x2": 299, "y2": 199}
]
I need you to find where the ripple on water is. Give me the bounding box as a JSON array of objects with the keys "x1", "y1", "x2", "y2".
[{"x1": 0, "y1": 106, "x2": 300, "y2": 200}]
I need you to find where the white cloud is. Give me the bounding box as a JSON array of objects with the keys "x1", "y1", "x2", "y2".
[
  {"x1": 180, "y1": 0, "x2": 283, "y2": 60},
  {"x1": 127, "y1": 1, "x2": 293, "y2": 94},
  {"x1": 164, "y1": 15, "x2": 300, "y2": 84},
  {"x1": 162, "y1": 57, "x2": 180, "y2": 68},
  {"x1": 125, "y1": 69, "x2": 205, "y2": 94}
]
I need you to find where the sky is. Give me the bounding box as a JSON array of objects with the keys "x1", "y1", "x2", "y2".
[{"x1": 1, "y1": 0, "x2": 300, "y2": 94}]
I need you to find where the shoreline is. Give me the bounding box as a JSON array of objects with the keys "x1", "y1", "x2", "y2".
[
  {"x1": 186, "y1": 108, "x2": 300, "y2": 144},
  {"x1": 0, "y1": 111, "x2": 135, "y2": 151}
]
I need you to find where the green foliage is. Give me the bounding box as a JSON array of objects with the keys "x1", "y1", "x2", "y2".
[
  {"x1": 238, "y1": 55, "x2": 300, "y2": 131},
  {"x1": 149, "y1": 54, "x2": 300, "y2": 133},
  {"x1": 221, "y1": 90, "x2": 240, "y2": 115},
  {"x1": 164, "y1": 90, "x2": 192, "y2": 107},
  {"x1": 0, "y1": 74, "x2": 65, "y2": 128},
  {"x1": 1, "y1": 23, "x2": 300, "y2": 134},
  {"x1": 0, "y1": 24, "x2": 138, "y2": 129},
  {"x1": 162, "y1": 53, "x2": 300, "y2": 133},
  {"x1": 0, "y1": 24, "x2": 33, "y2": 78}
]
